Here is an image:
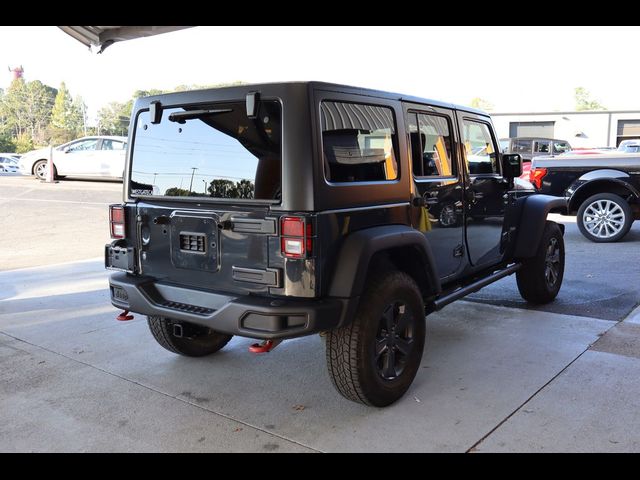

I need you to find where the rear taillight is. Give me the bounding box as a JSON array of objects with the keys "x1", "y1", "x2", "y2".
[
  {"x1": 530, "y1": 167, "x2": 548, "y2": 190},
  {"x1": 109, "y1": 204, "x2": 125, "y2": 239},
  {"x1": 281, "y1": 216, "x2": 312, "y2": 258}
]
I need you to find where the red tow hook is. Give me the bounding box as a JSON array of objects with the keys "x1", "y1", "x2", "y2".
[
  {"x1": 116, "y1": 310, "x2": 134, "y2": 321},
  {"x1": 249, "y1": 339, "x2": 282, "y2": 353}
]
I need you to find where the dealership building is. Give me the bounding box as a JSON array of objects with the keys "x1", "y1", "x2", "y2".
[{"x1": 491, "y1": 110, "x2": 640, "y2": 149}]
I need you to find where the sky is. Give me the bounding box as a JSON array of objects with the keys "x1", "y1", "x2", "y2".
[{"x1": 2, "y1": 26, "x2": 640, "y2": 122}]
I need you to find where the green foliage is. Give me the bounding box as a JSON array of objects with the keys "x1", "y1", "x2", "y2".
[
  {"x1": 97, "y1": 101, "x2": 131, "y2": 136},
  {"x1": 0, "y1": 133, "x2": 15, "y2": 152},
  {"x1": 470, "y1": 97, "x2": 494, "y2": 111},
  {"x1": 14, "y1": 132, "x2": 34, "y2": 153},
  {"x1": 49, "y1": 83, "x2": 85, "y2": 144},
  {"x1": 575, "y1": 87, "x2": 606, "y2": 111},
  {"x1": 165, "y1": 187, "x2": 194, "y2": 197},
  {"x1": 207, "y1": 179, "x2": 254, "y2": 198},
  {"x1": 0, "y1": 79, "x2": 57, "y2": 145}
]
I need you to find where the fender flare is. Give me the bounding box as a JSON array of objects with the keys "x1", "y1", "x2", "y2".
[
  {"x1": 567, "y1": 171, "x2": 640, "y2": 212},
  {"x1": 328, "y1": 224, "x2": 441, "y2": 298},
  {"x1": 514, "y1": 194, "x2": 566, "y2": 258}
]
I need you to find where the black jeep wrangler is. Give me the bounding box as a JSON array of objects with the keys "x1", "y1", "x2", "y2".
[{"x1": 106, "y1": 82, "x2": 565, "y2": 406}]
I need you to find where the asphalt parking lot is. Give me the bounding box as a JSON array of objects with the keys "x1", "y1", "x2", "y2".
[{"x1": 1, "y1": 175, "x2": 639, "y2": 452}]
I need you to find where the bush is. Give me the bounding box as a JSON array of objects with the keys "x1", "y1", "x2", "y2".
[{"x1": 14, "y1": 133, "x2": 35, "y2": 153}]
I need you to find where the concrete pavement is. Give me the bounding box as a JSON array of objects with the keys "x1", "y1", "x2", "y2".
[{"x1": 2, "y1": 258, "x2": 636, "y2": 452}]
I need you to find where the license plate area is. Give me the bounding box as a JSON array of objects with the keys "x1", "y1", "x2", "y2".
[{"x1": 170, "y1": 214, "x2": 219, "y2": 272}]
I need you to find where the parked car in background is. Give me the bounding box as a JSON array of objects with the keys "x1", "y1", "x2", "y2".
[
  {"x1": 504, "y1": 137, "x2": 572, "y2": 162},
  {"x1": 19, "y1": 136, "x2": 128, "y2": 181},
  {"x1": 0, "y1": 155, "x2": 20, "y2": 173},
  {"x1": 617, "y1": 140, "x2": 640, "y2": 153},
  {"x1": 530, "y1": 151, "x2": 640, "y2": 242}
]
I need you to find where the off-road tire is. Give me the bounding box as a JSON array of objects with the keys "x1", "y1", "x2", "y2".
[
  {"x1": 147, "y1": 316, "x2": 232, "y2": 357},
  {"x1": 325, "y1": 270, "x2": 426, "y2": 407},
  {"x1": 516, "y1": 221, "x2": 564, "y2": 304}
]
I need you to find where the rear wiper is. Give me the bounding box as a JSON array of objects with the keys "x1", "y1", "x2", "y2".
[{"x1": 168, "y1": 108, "x2": 233, "y2": 123}]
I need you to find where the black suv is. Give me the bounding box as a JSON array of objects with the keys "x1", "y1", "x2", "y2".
[{"x1": 106, "y1": 82, "x2": 565, "y2": 406}]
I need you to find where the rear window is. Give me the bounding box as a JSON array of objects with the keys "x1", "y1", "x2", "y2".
[
  {"x1": 130, "y1": 100, "x2": 281, "y2": 200},
  {"x1": 321, "y1": 101, "x2": 398, "y2": 183}
]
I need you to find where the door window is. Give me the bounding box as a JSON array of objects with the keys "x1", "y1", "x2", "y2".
[
  {"x1": 102, "y1": 139, "x2": 126, "y2": 150},
  {"x1": 534, "y1": 140, "x2": 550, "y2": 153},
  {"x1": 67, "y1": 139, "x2": 98, "y2": 152},
  {"x1": 511, "y1": 139, "x2": 531, "y2": 154},
  {"x1": 321, "y1": 101, "x2": 398, "y2": 183},
  {"x1": 408, "y1": 112, "x2": 455, "y2": 177},
  {"x1": 552, "y1": 141, "x2": 570, "y2": 154},
  {"x1": 462, "y1": 120, "x2": 499, "y2": 175}
]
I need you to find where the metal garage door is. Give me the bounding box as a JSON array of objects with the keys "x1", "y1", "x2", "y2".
[{"x1": 509, "y1": 121, "x2": 555, "y2": 138}]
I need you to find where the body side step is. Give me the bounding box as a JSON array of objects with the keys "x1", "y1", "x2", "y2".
[{"x1": 432, "y1": 263, "x2": 521, "y2": 312}]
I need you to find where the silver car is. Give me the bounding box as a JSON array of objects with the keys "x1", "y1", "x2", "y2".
[
  {"x1": 0, "y1": 155, "x2": 20, "y2": 173},
  {"x1": 20, "y1": 136, "x2": 127, "y2": 180}
]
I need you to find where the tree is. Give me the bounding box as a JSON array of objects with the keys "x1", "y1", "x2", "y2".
[
  {"x1": 97, "y1": 101, "x2": 131, "y2": 136},
  {"x1": 470, "y1": 97, "x2": 494, "y2": 111},
  {"x1": 49, "y1": 82, "x2": 84, "y2": 144},
  {"x1": 575, "y1": 87, "x2": 606, "y2": 111},
  {"x1": 235, "y1": 179, "x2": 255, "y2": 199},
  {"x1": 208, "y1": 179, "x2": 237, "y2": 198},
  {"x1": 0, "y1": 78, "x2": 56, "y2": 145}
]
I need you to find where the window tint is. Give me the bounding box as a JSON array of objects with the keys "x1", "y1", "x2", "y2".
[
  {"x1": 462, "y1": 120, "x2": 499, "y2": 175},
  {"x1": 552, "y1": 141, "x2": 570, "y2": 154},
  {"x1": 68, "y1": 139, "x2": 98, "y2": 152},
  {"x1": 321, "y1": 101, "x2": 397, "y2": 183},
  {"x1": 512, "y1": 139, "x2": 532, "y2": 153},
  {"x1": 408, "y1": 112, "x2": 455, "y2": 177},
  {"x1": 131, "y1": 100, "x2": 281, "y2": 200},
  {"x1": 534, "y1": 140, "x2": 550, "y2": 153},
  {"x1": 102, "y1": 139, "x2": 126, "y2": 150}
]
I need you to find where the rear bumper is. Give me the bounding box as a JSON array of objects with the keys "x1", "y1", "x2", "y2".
[{"x1": 109, "y1": 272, "x2": 356, "y2": 340}]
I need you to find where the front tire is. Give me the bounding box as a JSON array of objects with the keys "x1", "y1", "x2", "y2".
[
  {"x1": 33, "y1": 159, "x2": 57, "y2": 180},
  {"x1": 516, "y1": 221, "x2": 565, "y2": 304},
  {"x1": 577, "y1": 193, "x2": 632, "y2": 243},
  {"x1": 147, "y1": 316, "x2": 232, "y2": 357},
  {"x1": 325, "y1": 271, "x2": 426, "y2": 407}
]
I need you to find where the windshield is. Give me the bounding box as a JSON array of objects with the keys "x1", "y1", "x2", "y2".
[{"x1": 130, "y1": 100, "x2": 281, "y2": 201}]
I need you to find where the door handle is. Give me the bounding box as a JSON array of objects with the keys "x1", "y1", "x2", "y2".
[
  {"x1": 424, "y1": 197, "x2": 439, "y2": 205},
  {"x1": 474, "y1": 192, "x2": 485, "y2": 199}
]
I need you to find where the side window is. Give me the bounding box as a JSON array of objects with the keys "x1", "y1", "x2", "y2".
[
  {"x1": 408, "y1": 112, "x2": 455, "y2": 177},
  {"x1": 68, "y1": 139, "x2": 98, "y2": 152},
  {"x1": 534, "y1": 140, "x2": 550, "y2": 153},
  {"x1": 102, "y1": 140, "x2": 126, "y2": 151},
  {"x1": 512, "y1": 139, "x2": 532, "y2": 153},
  {"x1": 552, "y1": 141, "x2": 570, "y2": 154},
  {"x1": 462, "y1": 120, "x2": 499, "y2": 175},
  {"x1": 321, "y1": 101, "x2": 398, "y2": 183}
]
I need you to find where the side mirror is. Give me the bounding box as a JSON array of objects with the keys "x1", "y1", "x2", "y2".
[
  {"x1": 63, "y1": 146, "x2": 70, "y2": 153},
  {"x1": 501, "y1": 153, "x2": 522, "y2": 179}
]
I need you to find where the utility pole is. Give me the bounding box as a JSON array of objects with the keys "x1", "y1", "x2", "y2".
[
  {"x1": 189, "y1": 167, "x2": 198, "y2": 192},
  {"x1": 202, "y1": 179, "x2": 207, "y2": 194}
]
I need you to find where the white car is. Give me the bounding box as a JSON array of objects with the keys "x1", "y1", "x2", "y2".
[
  {"x1": 0, "y1": 155, "x2": 20, "y2": 173},
  {"x1": 20, "y1": 136, "x2": 127, "y2": 180}
]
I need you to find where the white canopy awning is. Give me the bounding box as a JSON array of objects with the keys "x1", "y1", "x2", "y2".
[{"x1": 58, "y1": 26, "x2": 193, "y2": 53}]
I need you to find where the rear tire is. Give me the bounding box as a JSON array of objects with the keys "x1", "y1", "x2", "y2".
[
  {"x1": 325, "y1": 270, "x2": 425, "y2": 407},
  {"x1": 147, "y1": 316, "x2": 232, "y2": 357},
  {"x1": 516, "y1": 221, "x2": 564, "y2": 304},
  {"x1": 577, "y1": 193, "x2": 632, "y2": 243}
]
